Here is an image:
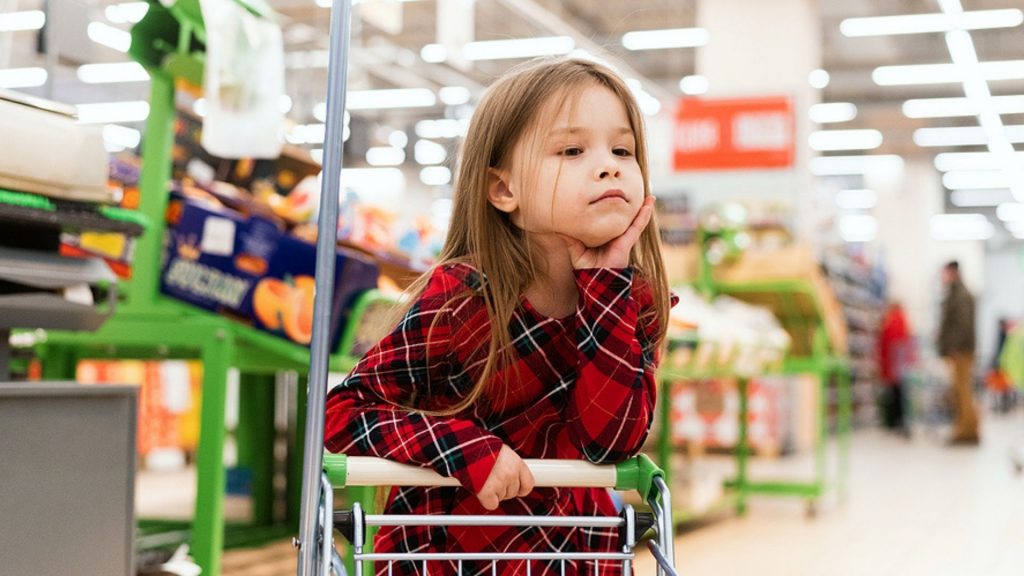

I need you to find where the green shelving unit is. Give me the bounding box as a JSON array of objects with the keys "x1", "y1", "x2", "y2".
[{"x1": 656, "y1": 229, "x2": 852, "y2": 520}]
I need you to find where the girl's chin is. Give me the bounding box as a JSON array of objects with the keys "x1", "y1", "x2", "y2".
[{"x1": 577, "y1": 225, "x2": 631, "y2": 248}]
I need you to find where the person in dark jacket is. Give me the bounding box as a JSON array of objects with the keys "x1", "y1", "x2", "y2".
[{"x1": 937, "y1": 261, "x2": 979, "y2": 445}]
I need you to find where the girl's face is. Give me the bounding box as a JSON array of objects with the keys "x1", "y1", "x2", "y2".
[{"x1": 490, "y1": 83, "x2": 644, "y2": 248}]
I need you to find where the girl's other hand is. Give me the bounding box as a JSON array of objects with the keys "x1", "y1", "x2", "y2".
[
  {"x1": 560, "y1": 195, "x2": 655, "y2": 269},
  {"x1": 476, "y1": 445, "x2": 535, "y2": 510}
]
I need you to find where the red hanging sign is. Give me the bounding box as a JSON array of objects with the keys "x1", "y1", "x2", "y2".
[{"x1": 673, "y1": 96, "x2": 795, "y2": 171}]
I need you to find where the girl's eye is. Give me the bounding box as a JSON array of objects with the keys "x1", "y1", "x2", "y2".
[
  {"x1": 613, "y1": 148, "x2": 633, "y2": 157},
  {"x1": 560, "y1": 147, "x2": 583, "y2": 157}
]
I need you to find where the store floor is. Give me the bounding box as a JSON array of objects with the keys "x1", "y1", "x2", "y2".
[{"x1": 138, "y1": 412, "x2": 1024, "y2": 575}]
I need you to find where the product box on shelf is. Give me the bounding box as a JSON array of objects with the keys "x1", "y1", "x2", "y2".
[
  {"x1": 242, "y1": 233, "x2": 379, "y2": 347},
  {"x1": 160, "y1": 191, "x2": 379, "y2": 348}
]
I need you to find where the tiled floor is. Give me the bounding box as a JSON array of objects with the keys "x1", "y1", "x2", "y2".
[{"x1": 139, "y1": 410, "x2": 1024, "y2": 575}]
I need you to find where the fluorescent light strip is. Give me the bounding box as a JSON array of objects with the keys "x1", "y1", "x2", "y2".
[
  {"x1": 903, "y1": 95, "x2": 1024, "y2": 118},
  {"x1": 810, "y1": 154, "x2": 904, "y2": 176},
  {"x1": 809, "y1": 129, "x2": 882, "y2": 152},
  {"x1": 76, "y1": 101, "x2": 149, "y2": 124},
  {"x1": 996, "y1": 202, "x2": 1024, "y2": 222},
  {"x1": 621, "y1": 28, "x2": 709, "y2": 51},
  {"x1": 873, "y1": 60, "x2": 1024, "y2": 86},
  {"x1": 77, "y1": 62, "x2": 150, "y2": 84},
  {"x1": 414, "y1": 139, "x2": 447, "y2": 165},
  {"x1": 88, "y1": 22, "x2": 132, "y2": 53},
  {"x1": 930, "y1": 213, "x2": 994, "y2": 241},
  {"x1": 808, "y1": 69, "x2": 830, "y2": 89},
  {"x1": 439, "y1": 86, "x2": 471, "y2": 106},
  {"x1": 943, "y1": 170, "x2": 1014, "y2": 190},
  {"x1": 0, "y1": 67, "x2": 47, "y2": 88},
  {"x1": 934, "y1": 151, "x2": 1024, "y2": 172},
  {"x1": 679, "y1": 75, "x2": 709, "y2": 95},
  {"x1": 415, "y1": 118, "x2": 468, "y2": 139},
  {"x1": 840, "y1": 9, "x2": 1023, "y2": 37},
  {"x1": 347, "y1": 88, "x2": 436, "y2": 110},
  {"x1": 105, "y1": 2, "x2": 149, "y2": 24},
  {"x1": 420, "y1": 166, "x2": 452, "y2": 186},
  {"x1": 462, "y1": 36, "x2": 573, "y2": 61},
  {"x1": 914, "y1": 125, "x2": 1024, "y2": 147},
  {"x1": 103, "y1": 124, "x2": 141, "y2": 150},
  {"x1": 0, "y1": 10, "x2": 44, "y2": 32},
  {"x1": 809, "y1": 102, "x2": 857, "y2": 124},
  {"x1": 950, "y1": 189, "x2": 1014, "y2": 207},
  {"x1": 365, "y1": 147, "x2": 405, "y2": 167}
]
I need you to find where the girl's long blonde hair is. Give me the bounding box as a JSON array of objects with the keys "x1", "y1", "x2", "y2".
[{"x1": 395, "y1": 57, "x2": 670, "y2": 415}]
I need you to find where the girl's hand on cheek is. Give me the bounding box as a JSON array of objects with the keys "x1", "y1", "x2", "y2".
[{"x1": 560, "y1": 196, "x2": 654, "y2": 269}]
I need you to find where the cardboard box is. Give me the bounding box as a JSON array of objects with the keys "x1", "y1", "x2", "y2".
[{"x1": 161, "y1": 193, "x2": 379, "y2": 348}]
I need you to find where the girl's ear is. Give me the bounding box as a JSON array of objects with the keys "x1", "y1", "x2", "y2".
[{"x1": 487, "y1": 167, "x2": 518, "y2": 214}]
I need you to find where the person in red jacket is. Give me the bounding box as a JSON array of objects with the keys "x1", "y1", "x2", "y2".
[
  {"x1": 324, "y1": 57, "x2": 674, "y2": 576},
  {"x1": 878, "y1": 301, "x2": 915, "y2": 435}
]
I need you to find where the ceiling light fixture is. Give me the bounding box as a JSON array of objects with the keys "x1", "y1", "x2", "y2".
[
  {"x1": 105, "y1": 2, "x2": 149, "y2": 24},
  {"x1": 903, "y1": 95, "x2": 1024, "y2": 118},
  {"x1": 934, "y1": 151, "x2": 1024, "y2": 172},
  {"x1": 0, "y1": 67, "x2": 47, "y2": 89},
  {"x1": 913, "y1": 125, "x2": 1024, "y2": 147},
  {"x1": 346, "y1": 88, "x2": 437, "y2": 110},
  {"x1": 809, "y1": 129, "x2": 883, "y2": 152},
  {"x1": 840, "y1": 8, "x2": 1023, "y2": 37},
  {"x1": 76, "y1": 101, "x2": 149, "y2": 124},
  {"x1": 461, "y1": 36, "x2": 574, "y2": 61},
  {"x1": 0, "y1": 10, "x2": 44, "y2": 32},
  {"x1": 808, "y1": 69, "x2": 830, "y2": 89},
  {"x1": 809, "y1": 102, "x2": 857, "y2": 124},
  {"x1": 621, "y1": 28, "x2": 709, "y2": 51},
  {"x1": 87, "y1": 22, "x2": 132, "y2": 53},
  {"x1": 950, "y1": 189, "x2": 1014, "y2": 207},
  {"x1": 679, "y1": 75, "x2": 709, "y2": 95},
  {"x1": 873, "y1": 60, "x2": 1024, "y2": 85},
  {"x1": 810, "y1": 154, "x2": 904, "y2": 176},
  {"x1": 76, "y1": 62, "x2": 150, "y2": 84},
  {"x1": 930, "y1": 213, "x2": 993, "y2": 241}
]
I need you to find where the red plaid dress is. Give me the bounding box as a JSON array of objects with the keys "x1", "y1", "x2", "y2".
[{"x1": 325, "y1": 263, "x2": 668, "y2": 575}]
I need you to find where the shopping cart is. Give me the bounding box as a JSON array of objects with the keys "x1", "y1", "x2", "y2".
[
  {"x1": 292, "y1": 1, "x2": 676, "y2": 575},
  {"x1": 311, "y1": 454, "x2": 678, "y2": 576}
]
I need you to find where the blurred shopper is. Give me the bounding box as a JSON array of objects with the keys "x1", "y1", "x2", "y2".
[
  {"x1": 878, "y1": 301, "x2": 914, "y2": 435},
  {"x1": 986, "y1": 318, "x2": 1014, "y2": 413},
  {"x1": 937, "y1": 261, "x2": 979, "y2": 445}
]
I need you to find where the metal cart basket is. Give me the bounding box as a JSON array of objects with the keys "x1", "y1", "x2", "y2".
[{"x1": 313, "y1": 455, "x2": 678, "y2": 576}]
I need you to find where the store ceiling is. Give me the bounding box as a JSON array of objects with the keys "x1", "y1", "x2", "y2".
[{"x1": 3, "y1": 0, "x2": 1024, "y2": 198}]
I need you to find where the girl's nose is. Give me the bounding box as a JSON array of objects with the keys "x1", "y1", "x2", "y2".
[{"x1": 597, "y1": 156, "x2": 621, "y2": 180}]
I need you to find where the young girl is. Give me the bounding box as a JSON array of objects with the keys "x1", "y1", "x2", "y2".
[{"x1": 324, "y1": 56, "x2": 673, "y2": 575}]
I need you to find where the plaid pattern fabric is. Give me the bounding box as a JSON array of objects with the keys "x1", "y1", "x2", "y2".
[{"x1": 325, "y1": 263, "x2": 671, "y2": 575}]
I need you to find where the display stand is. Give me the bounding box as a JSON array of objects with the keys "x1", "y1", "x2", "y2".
[
  {"x1": 31, "y1": 2, "x2": 377, "y2": 575},
  {"x1": 657, "y1": 228, "x2": 851, "y2": 519}
]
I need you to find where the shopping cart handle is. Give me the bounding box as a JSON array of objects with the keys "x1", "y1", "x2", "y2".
[{"x1": 323, "y1": 454, "x2": 664, "y2": 500}]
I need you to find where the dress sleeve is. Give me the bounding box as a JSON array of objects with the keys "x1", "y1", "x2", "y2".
[
  {"x1": 324, "y1": 265, "x2": 504, "y2": 494},
  {"x1": 565, "y1": 267, "x2": 667, "y2": 463}
]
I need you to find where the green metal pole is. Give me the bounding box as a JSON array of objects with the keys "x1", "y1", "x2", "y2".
[
  {"x1": 736, "y1": 376, "x2": 749, "y2": 515},
  {"x1": 236, "y1": 372, "x2": 276, "y2": 526},
  {"x1": 838, "y1": 363, "x2": 852, "y2": 503},
  {"x1": 658, "y1": 375, "x2": 673, "y2": 489},
  {"x1": 125, "y1": 71, "x2": 176, "y2": 312},
  {"x1": 814, "y1": 362, "x2": 828, "y2": 506},
  {"x1": 192, "y1": 333, "x2": 234, "y2": 576}
]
